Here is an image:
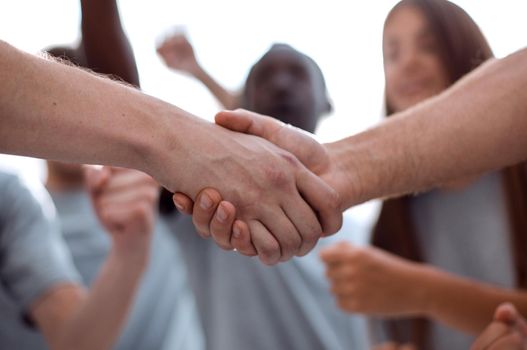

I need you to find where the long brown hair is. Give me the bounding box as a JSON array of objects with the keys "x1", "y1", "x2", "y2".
[{"x1": 372, "y1": 0, "x2": 527, "y2": 348}]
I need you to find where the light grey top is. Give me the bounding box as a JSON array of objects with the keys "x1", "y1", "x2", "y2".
[
  {"x1": 0, "y1": 171, "x2": 80, "y2": 348},
  {"x1": 370, "y1": 172, "x2": 514, "y2": 350},
  {"x1": 50, "y1": 190, "x2": 204, "y2": 350},
  {"x1": 167, "y1": 212, "x2": 369, "y2": 350}
]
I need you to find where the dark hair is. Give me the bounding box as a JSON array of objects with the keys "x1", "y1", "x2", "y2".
[
  {"x1": 373, "y1": 0, "x2": 527, "y2": 348},
  {"x1": 241, "y1": 43, "x2": 330, "y2": 112}
]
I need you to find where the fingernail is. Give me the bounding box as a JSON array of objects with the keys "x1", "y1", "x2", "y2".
[
  {"x1": 216, "y1": 205, "x2": 228, "y2": 223},
  {"x1": 233, "y1": 226, "x2": 241, "y2": 239},
  {"x1": 200, "y1": 194, "x2": 213, "y2": 210},
  {"x1": 173, "y1": 201, "x2": 184, "y2": 212}
]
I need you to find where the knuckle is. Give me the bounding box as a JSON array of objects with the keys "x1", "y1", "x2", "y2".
[
  {"x1": 327, "y1": 189, "x2": 341, "y2": 211},
  {"x1": 279, "y1": 152, "x2": 299, "y2": 168},
  {"x1": 304, "y1": 224, "x2": 322, "y2": 244},
  {"x1": 233, "y1": 188, "x2": 260, "y2": 214},
  {"x1": 258, "y1": 241, "x2": 280, "y2": 265},
  {"x1": 298, "y1": 234, "x2": 319, "y2": 257},
  {"x1": 263, "y1": 165, "x2": 291, "y2": 189},
  {"x1": 283, "y1": 231, "x2": 302, "y2": 254}
]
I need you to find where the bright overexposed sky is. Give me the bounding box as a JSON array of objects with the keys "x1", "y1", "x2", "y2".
[{"x1": 0, "y1": 1, "x2": 525, "y2": 225}]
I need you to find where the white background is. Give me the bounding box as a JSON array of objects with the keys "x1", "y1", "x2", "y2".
[{"x1": 0, "y1": 0, "x2": 525, "y2": 227}]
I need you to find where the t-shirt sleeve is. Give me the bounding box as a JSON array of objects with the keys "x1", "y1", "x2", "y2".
[{"x1": 0, "y1": 174, "x2": 80, "y2": 316}]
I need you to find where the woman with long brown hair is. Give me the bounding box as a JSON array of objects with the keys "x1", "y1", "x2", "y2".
[{"x1": 320, "y1": 0, "x2": 527, "y2": 349}]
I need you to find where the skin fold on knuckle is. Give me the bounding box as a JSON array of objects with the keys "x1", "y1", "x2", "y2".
[
  {"x1": 258, "y1": 242, "x2": 280, "y2": 265},
  {"x1": 262, "y1": 161, "x2": 293, "y2": 191}
]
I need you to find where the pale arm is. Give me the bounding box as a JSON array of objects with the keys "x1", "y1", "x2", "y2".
[
  {"x1": 329, "y1": 48, "x2": 527, "y2": 208},
  {"x1": 182, "y1": 48, "x2": 527, "y2": 243},
  {"x1": 0, "y1": 40, "x2": 341, "y2": 264},
  {"x1": 31, "y1": 168, "x2": 156, "y2": 350},
  {"x1": 0, "y1": 39, "x2": 172, "y2": 179}
]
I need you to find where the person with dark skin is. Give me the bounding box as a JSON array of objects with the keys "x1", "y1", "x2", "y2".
[
  {"x1": 165, "y1": 44, "x2": 368, "y2": 350},
  {"x1": 240, "y1": 44, "x2": 332, "y2": 132},
  {"x1": 158, "y1": 35, "x2": 332, "y2": 132},
  {"x1": 46, "y1": 0, "x2": 139, "y2": 189},
  {"x1": 44, "y1": 1, "x2": 204, "y2": 349},
  {"x1": 47, "y1": 0, "x2": 139, "y2": 86}
]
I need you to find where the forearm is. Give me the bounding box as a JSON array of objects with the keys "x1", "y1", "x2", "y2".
[
  {"x1": 0, "y1": 40, "x2": 193, "y2": 189},
  {"x1": 418, "y1": 266, "x2": 527, "y2": 335},
  {"x1": 328, "y1": 48, "x2": 527, "y2": 208},
  {"x1": 56, "y1": 245, "x2": 148, "y2": 350},
  {"x1": 80, "y1": 0, "x2": 139, "y2": 86},
  {"x1": 193, "y1": 66, "x2": 240, "y2": 110}
]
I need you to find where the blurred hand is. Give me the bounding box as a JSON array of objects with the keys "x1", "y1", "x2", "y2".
[
  {"x1": 319, "y1": 242, "x2": 428, "y2": 316},
  {"x1": 156, "y1": 33, "x2": 201, "y2": 76},
  {"x1": 85, "y1": 166, "x2": 159, "y2": 256},
  {"x1": 172, "y1": 109, "x2": 345, "y2": 258},
  {"x1": 471, "y1": 303, "x2": 527, "y2": 350}
]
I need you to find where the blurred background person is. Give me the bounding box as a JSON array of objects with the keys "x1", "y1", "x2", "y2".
[
  {"x1": 44, "y1": 0, "x2": 204, "y2": 349},
  {"x1": 164, "y1": 43, "x2": 369, "y2": 350},
  {"x1": 0, "y1": 166, "x2": 156, "y2": 350},
  {"x1": 321, "y1": 1, "x2": 527, "y2": 349},
  {"x1": 157, "y1": 33, "x2": 240, "y2": 110}
]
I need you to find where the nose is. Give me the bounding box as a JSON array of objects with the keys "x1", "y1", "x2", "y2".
[
  {"x1": 270, "y1": 72, "x2": 294, "y2": 91},
  {"x1": 399, "y1": 48, "x2": 421, "y2": 74}
]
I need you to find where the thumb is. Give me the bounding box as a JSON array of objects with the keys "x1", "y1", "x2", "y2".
[
  {"x1": 215, "y1": 109, "x2": 283, "y2": 141},
  {"x1": 494, "y1": 303, "x2": 519, "y2": 325},
  {"x1": 84, "y1": 165, "x2": 112, "y2": 193}
]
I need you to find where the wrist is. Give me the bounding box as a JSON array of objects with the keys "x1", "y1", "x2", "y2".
[
  {"x1": 191, "y1": 64, "x2": 207, "y2": 81},
  {"x1": 324, "y1": 140, "x2": 365, "y2": 210},
  {"x1": 110, "y1": 236, "x2": 150, "y2": 270},
  {"x1": 410, "y1": 264, "x2": 443, "y2": 317},
  {"x1": 140, "y1": 101, "x2": 195, "y2": 191}
]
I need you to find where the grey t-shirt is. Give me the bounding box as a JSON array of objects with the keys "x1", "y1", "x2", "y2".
[
  {"x1": 167, "y1": 212, "x2": 369, "y2": 350},
  {"x1": 0, "y1": 171, "x2": 80, "y2": 348},
  {"x1": 370, "y1": 172, "x2": 514, "y2": 350},
  {"x1": 50, "y1": 190, "x2": 204, "y2": 350}
]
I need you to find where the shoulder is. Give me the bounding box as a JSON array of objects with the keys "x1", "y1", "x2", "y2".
[{"x1": 0, "y1": 171, "x2": 56, "y2": 225}]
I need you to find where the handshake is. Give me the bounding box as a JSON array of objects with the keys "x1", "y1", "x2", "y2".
[{"x1": 168, "y1": 109, "x2": 353, "y2": 265}]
